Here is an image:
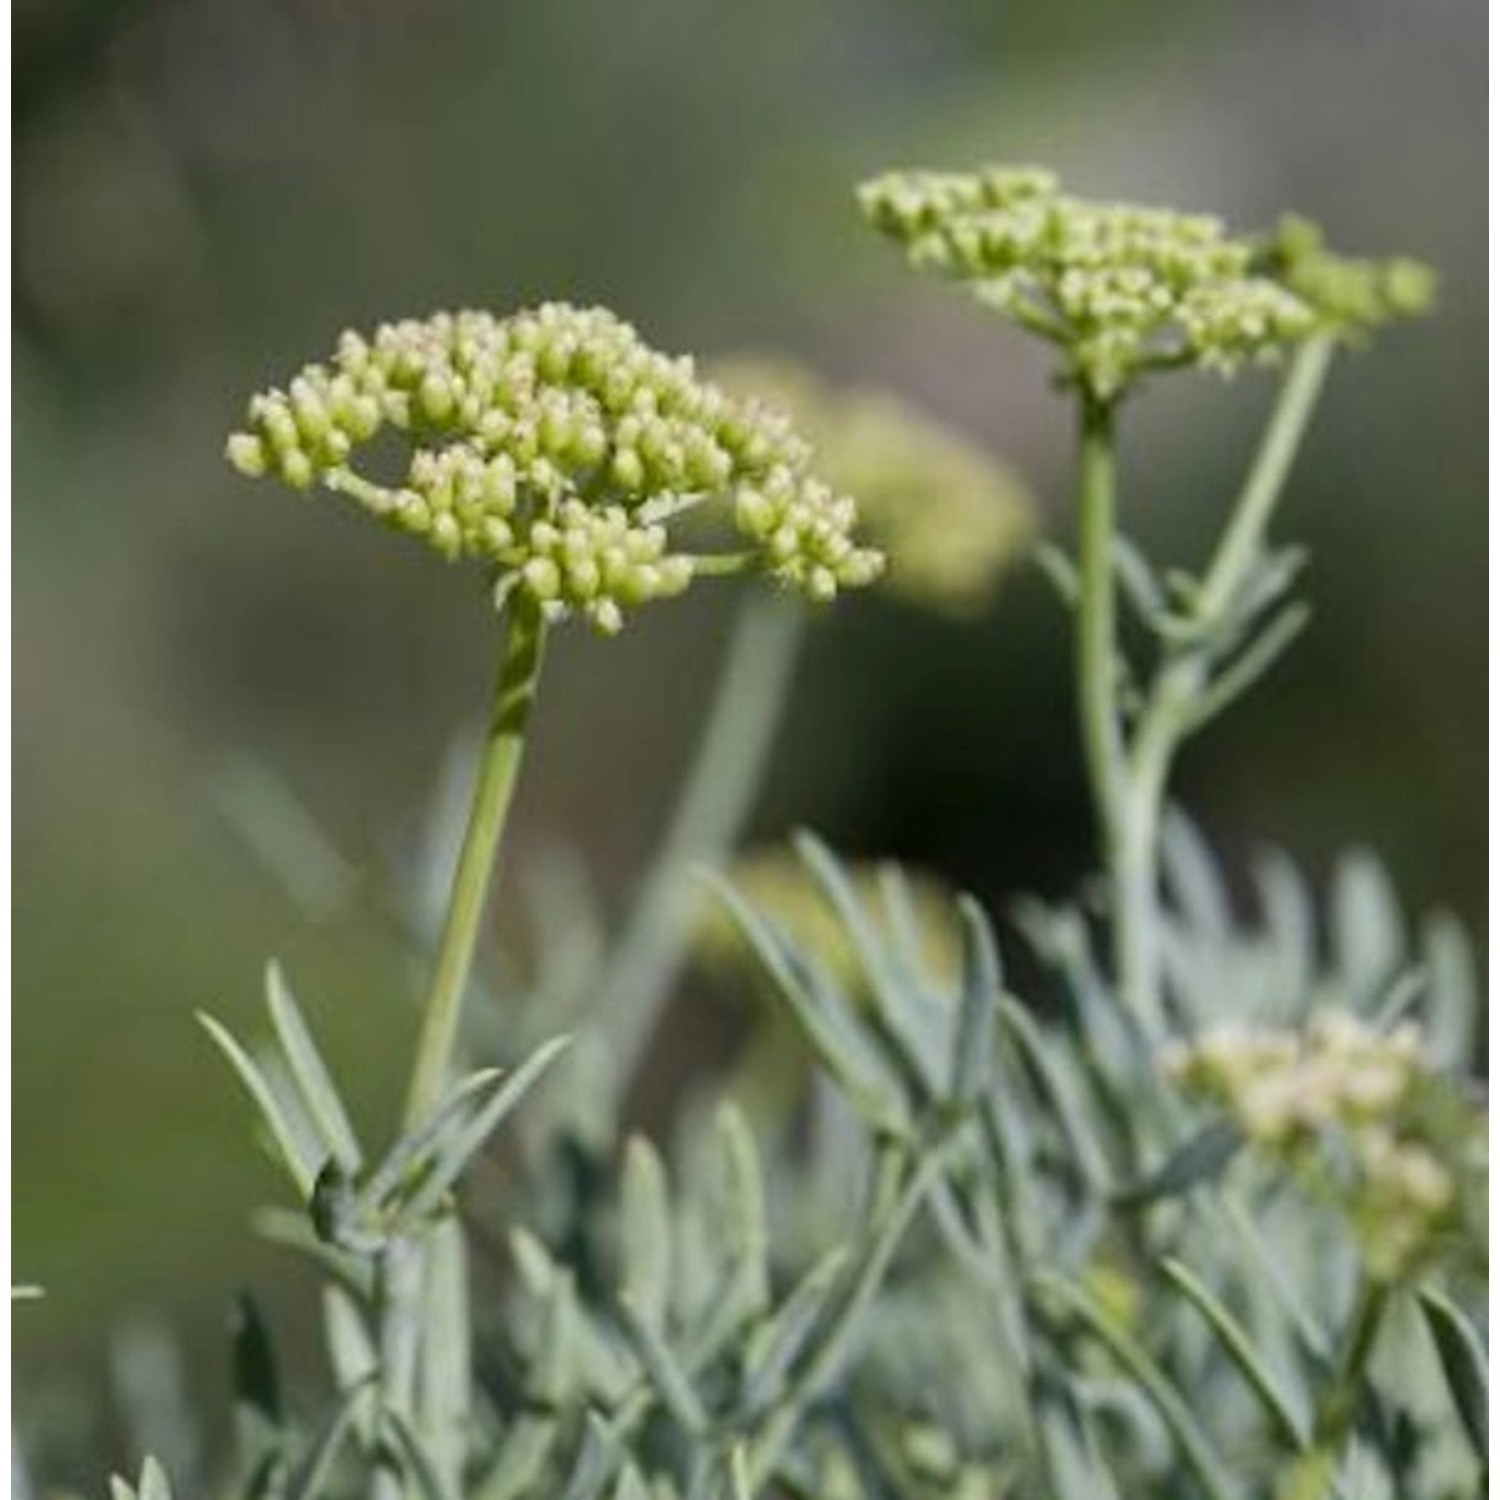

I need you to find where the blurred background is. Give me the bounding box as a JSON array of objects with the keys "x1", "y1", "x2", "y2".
[{"x1": 14, "y1": 0, "x2": 1485, "y2": 1482}]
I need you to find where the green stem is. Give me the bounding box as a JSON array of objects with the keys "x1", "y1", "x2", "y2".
[
  {"x1": 1106, "y1": 340, "x2": 1335, "y2": 1042},
  {"x1": 403, "y1": 595, "x2": 548, "y2": 1128},
  {"x1": 600, "y1": 593, "x2": 805, "y2": 1105},
  {"x1": 1276, "y1": 1281, "x2": 1390, "y2": 1500},
  {"x1": 1074, "y1": 394, "x2": 1169, "y2": 1039},
  {"x1": 1113, "y1": 659, "x2": 1196, "y2": 1038},
  {"x1": 1075, "y1": 395, "x2": 1126, "y2": 830},
  {"x1": 1196, "y1": 338, "x2": 1334, "y2": 627}
]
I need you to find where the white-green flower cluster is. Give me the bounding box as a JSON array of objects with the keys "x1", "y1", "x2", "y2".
[
  {"x1": 1169, "y1": 1011, "x2": 1485, "y2": 1279},
  {"x1": 858, "y1": 166, "x2": 1431, "y2": 400},
  {"x1": 226, "y1": 304, "x2": 883, "y2": 632},
  {"x1": 1259, "y1": 214, "x2": 1436, "y2": 340},
  {"x1": 710, "y1": 355, "x2": 1034, "y2": 617}
]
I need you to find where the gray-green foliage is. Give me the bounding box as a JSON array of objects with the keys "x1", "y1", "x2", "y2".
[{"x1": 66, "y1": 159, "x2": 1485, "y2": 1500}]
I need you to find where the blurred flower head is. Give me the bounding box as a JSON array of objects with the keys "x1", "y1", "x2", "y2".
[
  {"x1": 226, "y1": 303, "x2": 884, "y2": 633},
  {"x1": 859, "y1": 165, "x2": 1433, "y2": 401},
  {"x1": 1169, "y1": 1010, "x2": 1486, "y2": 1281},
  {"x1": 697, "y1": 846, "x2": 964, "y2": 1002},
  {"x1": 709, "y1": 355, "x2": 1033, "y2": 617}
]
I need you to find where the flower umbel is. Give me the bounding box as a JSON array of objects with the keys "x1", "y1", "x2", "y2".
[
  {"x1": 226, "y1": 303, "x2": 883, "y2": 632},
  {"x1": 1169, "y1": 1011, "x2": 1486, "y2": 1280},
  {"x1": 857, "y1": 165, "x2": 1432, "y2": 400},
  {"x1": 709, "y1": 356, "x2": 1034, "y2": 617}
]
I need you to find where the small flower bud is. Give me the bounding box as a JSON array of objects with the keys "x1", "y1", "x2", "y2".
[
  {"x1": 522, "y1": 557, "x2": 562, "y2": 601},
  {"x1": 226, "y1": 433, "x2": 269, "y2": 478},
  {"x1": 278, "y1": 449, "x2": 315, "y2": 490},
  {"x1": 611, "y1": 447, "x2": 645, "y2": 491},
  {"x1": 419, "y1": 371, "x2": 455, "y2": 422}
]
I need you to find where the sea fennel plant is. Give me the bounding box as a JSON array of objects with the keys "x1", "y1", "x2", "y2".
[
  {"x1": 94, "y1": 165, "x2": 1483, "y2": 1500},
  {"x1": 189, "y1": 304, "x2": 885, "y2": 1500}
]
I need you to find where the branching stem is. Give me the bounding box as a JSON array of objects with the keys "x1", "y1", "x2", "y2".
[{"x1": 1073, "y1": 340, "x2": 1334, "y2": 1042}]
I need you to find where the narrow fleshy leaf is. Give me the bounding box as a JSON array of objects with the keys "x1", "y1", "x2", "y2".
[
  {"x1": 741, "y1": 1248, "x2": 849, "y2": 1414},
  {"x1": 284, "y1": 1380, "x2": 371, "y2": 1500},
  {"x1": 877, "y1": 863, "x2": 938, "y2": 1000},
  {"x1": 1421, "y1": 911, "x2": 1479, "y2": 1068},
  {"x1": 1251, "y1": 847, "x2": 1316, "y2": 1022},
  {"x1": 996, "y1": 998, "x2": 1111, "y2": 1193},
  {"x1": 1013, "y1": 896, "x2": 1145, "y2": 1088},
  {"x1": 1417, "y1": 1288, "x2": 1488, "y2": 1464},
  {"x1": 725, "y1": 1446, "x2": 753, "y2": 1500},
  {"x1": 1330, "y1": 848, "x2": 1404, "y2": 1008},
  {"x1": 1183, "y1": 602, "x2": 1310, "y2": 735},
  {"x1": 110, "y1": 1458, "x2": 174, "y2": 1500},
  {"x1": 1112, "y1": 1120, "x2": 1244, "y2": 1210},
  {"x1": 386, "y1": 1407, "x2": 464, "y2": 1500},
  {"x1": 527, "y1": 1265, "x2": 578, "y2": 1407},
  {"x1": 212, "y1": 758, "x2": 355, "y2": 918},
  {"x1": 1034, "y1": 1273, "x2": 1239, "y2": 1500},
  {"x1": 199, "y1": 1011, "x2": 317, "y2": 1197},
  {"x1": 794, "y1": 831, "x2": 946, "y2": 1098},
  {"x1": 612, "y1": 1466, "x2": 652, "y2": 1500},
  {"x1": 406, "y1": 1035, "x2": 571, "y2": 1217},
  {"x1": 1216, "y1": 1200, "x2": 1331, "y2": 1365},
  {"x1": 1220, "y1": 544, "x2": 1308, "y2": 640},
  {"x1": 619, "y1": 1292, "x2": 708, "y2": 1435},
  {"x1": 1370, "y1": 966, "x2": 1425, "y2": 1033},
  {"x1": 1034, "y1": 542, "x2": 1080, "y2": 605},
  {"x1": 475, "y1": 1414, "x2": 559, "y2": 1500},
  {"x1": 554, "y1": 1413, "x2": 623, "y2": 1500},
  {"x1": 1160, "y1": 811, "x2": 1231, "y2": 944},
  {"x1": 1160, "y1": 1257, "x2": 1309, "y2": 1449},
  {"x1": 109, "y1": 1458, "x2": 173, "y2": 1500},
  {"x1": 1033, "y1": 1370, "x2": 1124, "y2": 1500},
  {"x1": 717, "y1": 1103, "x2": 770, "y2": 1317},
  {"x1": 323, "y1": 1285, "x2": 379, "y2": 1446},
  {"x1": 508, "y1": 1226, "x2": 559, "y2": 1295},
  {"x1": 708, "y1": 874, "x2": 909, "y2": 1136},
  {"x1": 1113, "y1": 533, "x2": 1172, "y2": 632},
  {"x1": 358, "y1": 1069, "x2": 501, "y2": 1217},
  {"x1": 139, "y1": 1458, "x2": 173, "y2": 1500},
  {"x1": 265, "y1": 962, "x2": 362, "y2": 1173},
  {"x1": 620, "y1": 1134, "x2": 673, "y2": 1331},
  {"x1": 252, "y1": 1208, "x2": 371, "y2": 1301},
  {"x1": 418, "y1": 1220, "x2": 471, "y2": 1489},
  {"x1": 951, "y1": 896, "x2": 1000, "y2": 1104},
  {"x1": 926, "y1": 1176, "x2": 993, "y2": 1282}
]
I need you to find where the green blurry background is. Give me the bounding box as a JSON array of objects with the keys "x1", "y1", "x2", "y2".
[{"x1": 14, "y1": 0, "x2": 1485, "y2": 1478}]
